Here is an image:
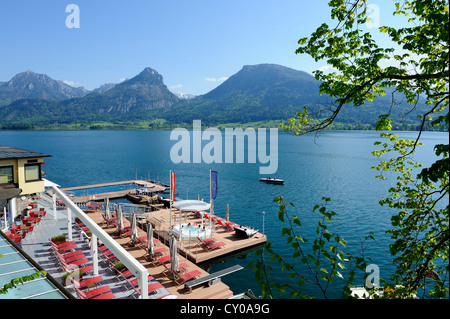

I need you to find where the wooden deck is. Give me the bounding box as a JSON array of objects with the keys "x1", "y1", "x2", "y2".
[
  {"x1": 144, "y1": 208, "x2": 267, "y2": 263},
  {"x1": 87, "y1": 210, "x2": 235, "y2": 299},
  {"x1": 59, "y1": 180, "x2": 166, "y2": 202}
]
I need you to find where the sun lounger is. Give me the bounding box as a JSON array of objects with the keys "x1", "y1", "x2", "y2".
[
  {"x1": 174, "y1": 269, "x2": 201, "y2": 285},
  {"x1": 200, "y1": 236, "x2": 217, "y2": 244},
  {"x1": 196, "y1": 237, "x2": 225, "y2": 251},
  {"x1": 157, "y1": 255, "x2": 171, "y2": 265},
  {"x1": 90, "y1": 292, "x2": 115, "y2": 299},
  {"x1": 146, "y1": 247, "x2": 168, "y2": 260},
  {"x1": 208, "y1": 241, "x2": 225, "y2": 250},
  {"x1": 225, "y1": 222, "x2": 236, "y2": 231},
  {"x1": 70, "y1": 275, "x2": 103, "y2": 290},
  {"x1": 122, "y1": 275, "x2": 154, "y2": 291},
  {"x1": 102, "y1": 214, "x2": 117, "y2": 227},
  {"x1": 60, "y1": 257, "x2": 90, "y2": 270},
  {"x1": 50, "y1": 239, "x2": 76, "y2": 249},
  {"x1": 137, "y1": 236, "x2": 160, "y2": 249},
  {"x1": 161, "y1": 261, "x2": 189, "y2": 275},
  {"x1": 56, "y1": 251, "x2": 86, "y2": 264},
  {"x1": 57, "y1": 249, "x2": 84, "y2": 259},
  {"x1": 75, "y1": 285, "x2": 113, "y2": 299},
  {"x1": 62, "y1": 262, "x2": 93, "y2": 275},
  {"x1": 86, "y1": 202, "x2": 102, "y2": 209},
  {"x1": 130, "y1": 282, "x2": 164, "y2": 299},
  {"x1": 216, "y1": 218, "x2": 227, "y2": 228}
]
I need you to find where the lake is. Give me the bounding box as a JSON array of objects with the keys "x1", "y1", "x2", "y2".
[{"x1": 1, "y1": 129, "x2": 447, "y2": 298}]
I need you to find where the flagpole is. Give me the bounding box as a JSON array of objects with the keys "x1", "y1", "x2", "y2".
[
  {"x1": 169, "y1": 170, "x2": 172, "y2": 232},
  {"x1": 210, "y1": 169, "x2": 213, "y2": 230}
]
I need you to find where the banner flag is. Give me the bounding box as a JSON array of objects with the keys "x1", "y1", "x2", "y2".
[
  {"x1": 210, "y1": 170, "x2": 218, "y2": 200},
  {"x1": 170, "y1": 171, "x2": 176, "y2": 202}
]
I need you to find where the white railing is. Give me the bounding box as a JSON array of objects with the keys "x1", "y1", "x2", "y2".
[{"x1": 51, "y1": 186, "x2": 149, "y2": 299}]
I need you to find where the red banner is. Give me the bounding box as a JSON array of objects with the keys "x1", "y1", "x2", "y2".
[{"x1": 170, "y1": 171, "x2": 176, "y2": 202}]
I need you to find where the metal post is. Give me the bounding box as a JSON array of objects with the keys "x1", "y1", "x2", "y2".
[
  {"x1": 67, "y1": 207, "x2": 72, "y2": 240},
  {"x1": 91, "y1": 233, "x2": 99, "y2": 276},
  {"x1": 262, "y1": 211, "x2": 265, "y2": 237},
  {"x1": 52, "y1": 193, "x2": 57, "y2": 220}
]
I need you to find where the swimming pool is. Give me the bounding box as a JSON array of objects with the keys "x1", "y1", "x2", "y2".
[{"x1": 172, "y1": 223, "x2": 212, "y2": 241}]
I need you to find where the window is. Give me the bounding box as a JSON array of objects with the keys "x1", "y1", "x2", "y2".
[
  {"x1": 25, "y1": 164, "x2": 41, "y2": 182},
  {"x1": 0, "y1": 166, "x2": 14, "y2": 184}
]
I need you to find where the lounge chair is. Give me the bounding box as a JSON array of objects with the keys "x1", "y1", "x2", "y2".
[
  {"x1": 157, "y1": 255, "x2": 171, "y2": 265},
  {"x1": 115, "y1": 269, "x2": 134, "y2": 281},
  {"x1": 50, "y1": 239, "x2": 76, "y2": 249},
  {"x1": 137, "y1": 236, "x2": 160, "y2": 249},
  {"x1": 174, "y1": 269, "x2": 201, "y2": 285},
  {"x1": 56, "y1": 249, "x2": 84, "y2": 259},
  {"x1": 196, "y1": 237, "x2": 225, "y2": 251},
  {"x1": 102, "y1": 214, "x2": 117, "y2": 227},
  {"x1": 56, "y1": 251, "x2": 86, "y2": 264},
  {"x1": 62, "y1": 262, "x2": 93, "y2": 276},
  {"x1": 75, "y1": 285, "x2": 113, "y2": 299},
  {"x1": 208, "y1": 241, "x2": 225, "y2": 250},
  {"x1": 197, "y1": 236, "x2": 216, "y2": 244},
  {"x1": 122, "y1": 274, "x2": 154, "y2": 291},
  {"x1": 75, "y1": 219, "x2": 89, "y2": 232},
  {"x1": 161, "y1": 261, "x2": 189, "y2": 275},
  {"x1": 130, "y1": 282, "x2": 164, "y2": 299},
  {"x1": 70, "y1": 275, "x2": 103, "y2": 290},
  {"x1": 146, "y1": 247, "x2": 168, "y2": 260},
  {"x1": 225, "y1": 222, "x2": 236, "y2": 231},
  {"x1": 86, "y1": 202, "x2": 102, "y2": 209},
  {"x1": 216, "y1": 218, "x2": 227, "y2": 228},
  {"x1": 60, "y1": 257, "x2": 90, "y2": 270}
]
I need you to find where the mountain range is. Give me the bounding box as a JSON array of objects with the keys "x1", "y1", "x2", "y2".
[{"x1": 0, "y1": 64, "x2": 432, "y2": 129}]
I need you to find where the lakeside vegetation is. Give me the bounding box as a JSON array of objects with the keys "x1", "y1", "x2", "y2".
[{"x1": 0, "y1": 118, "x2": 446, "y2": 132}]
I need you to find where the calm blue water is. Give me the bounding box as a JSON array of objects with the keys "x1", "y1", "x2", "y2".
[{"x1": 1, "y1": 129, "x2": 447, "y2": 298}]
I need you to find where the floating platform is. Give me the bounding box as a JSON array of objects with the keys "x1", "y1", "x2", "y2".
[
  {"x1": 59, "y1": 180, "x2": 166, "y2": 202},
  {"x1": 144, "y1": 208, "x2": 267, "y2": 264}
]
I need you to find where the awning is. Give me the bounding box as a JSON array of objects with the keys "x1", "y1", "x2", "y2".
[
  {"x1": 172, "y1": 200, "x2": 211, "y2": 211},
  {"x1": 0, "y1": 188, "x2": 22, "y2": 200}
]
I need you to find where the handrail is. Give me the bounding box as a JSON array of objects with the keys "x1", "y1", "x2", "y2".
[{"x1": 51, "y1": 186, "x2": 149, "y2": 299}]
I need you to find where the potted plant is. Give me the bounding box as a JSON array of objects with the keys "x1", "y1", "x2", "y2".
[
  {"x1": 61, "y1": 270, "x2": 84, "y2": 286},
  {"x1": 50, "y1": 234, "x2": 66, "y2": 245},
  {"x1": 113, "y1": 262, "x2": 126, "y2": 273}
]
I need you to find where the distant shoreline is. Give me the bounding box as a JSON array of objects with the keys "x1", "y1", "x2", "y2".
[{"x1": 0, "y1": 120, "x2": 446, "y2": 132}]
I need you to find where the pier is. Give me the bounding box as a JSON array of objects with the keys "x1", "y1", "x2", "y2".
[
  {"x1": 143, "y1": 207, "x2": 266, "y2": 263},
  {"x1": 59, "y1": 180, "x2": 166, "y2": 202},
  {"x1": 54, "y1": 179, "x2": 266, "y2": 297}
]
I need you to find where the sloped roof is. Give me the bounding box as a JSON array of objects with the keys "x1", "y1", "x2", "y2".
[{"x1": 0, "y1": 146, "x2": 51, "y2": 160}]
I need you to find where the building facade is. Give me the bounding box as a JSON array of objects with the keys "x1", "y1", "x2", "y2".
[{"x1": 0, "y1": 146, "x2": 51, "y2": 229}]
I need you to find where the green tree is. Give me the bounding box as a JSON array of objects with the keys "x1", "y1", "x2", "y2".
[{"x1": 253, "y1": 0, "x2": 448, "y2": 298}]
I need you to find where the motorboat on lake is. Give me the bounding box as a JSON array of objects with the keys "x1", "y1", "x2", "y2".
[{"x1": 259, "y1": 177, "x2": 284, "y2": 185}]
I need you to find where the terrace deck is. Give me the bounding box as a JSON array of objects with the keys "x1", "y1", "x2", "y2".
[
  {"x1": 88, "y1": 210, "x2": 234, "y2": 299},
  {"x1": 143, "y1": 208, "x2": 267, "y2": 263}
]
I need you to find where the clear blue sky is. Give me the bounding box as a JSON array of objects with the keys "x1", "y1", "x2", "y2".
[{"x1": 0, "y1": 0, "x2": 401, "y2": 96}]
